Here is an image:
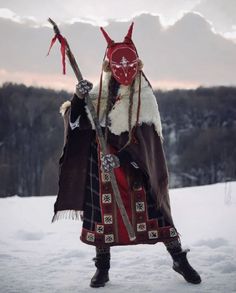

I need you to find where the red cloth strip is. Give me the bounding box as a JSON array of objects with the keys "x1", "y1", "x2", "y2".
[{"x1": 47, "y1": 34, "x2": 67, "y2": 75}]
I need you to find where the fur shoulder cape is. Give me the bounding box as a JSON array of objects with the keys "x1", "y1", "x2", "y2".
[{"x1": 60, "y1": 72, "x2": 163, "y2": 140}]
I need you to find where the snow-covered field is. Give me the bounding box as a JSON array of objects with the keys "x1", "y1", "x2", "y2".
[{"x1": 0, "y1": 182, "x2": 236, "y2": 293}]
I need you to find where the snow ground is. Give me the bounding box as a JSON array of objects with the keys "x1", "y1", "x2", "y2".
[{"x1": 0, "y1": 182, "x2": 236, "y2": 293}]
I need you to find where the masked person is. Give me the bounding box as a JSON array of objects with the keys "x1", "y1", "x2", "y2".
[{"x1": 52, "y1": 23, "x2": 201, "y2": 288}]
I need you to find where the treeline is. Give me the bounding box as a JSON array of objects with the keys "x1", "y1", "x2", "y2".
[
  {"x1": 0, "y1": 83, "x2": 70, "y2": 197},
  {"x1": 0, "y1": 83, "x2": 235, "y2": 196},
  {"x1": 155, "y1": 87, "x2": 236, "y2": 187}
]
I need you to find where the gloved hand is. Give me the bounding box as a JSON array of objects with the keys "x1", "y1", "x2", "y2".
[
  {"x1": 101, "y1": 154, "x2": 120, "y2": 173},
  {"x1": 75, "y1": 79, "x2": 93, "y2": 99}
]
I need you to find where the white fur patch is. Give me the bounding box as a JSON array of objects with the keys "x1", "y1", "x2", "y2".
[
  {"x1": 60, "y1": 100, "x2": 71, "y2": 116},
  {"x1": 108, "y1": 77, "x2": 162, "y2": 138},
  {"x1": 60, "y1": 72, "x2": 163, "y2": 139},
  {"x1": 89, "y1": 73, "x2": 163, "y2": 138}
]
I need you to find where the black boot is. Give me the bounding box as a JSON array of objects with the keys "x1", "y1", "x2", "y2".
[
  {"x1": 170, "y1": 249, "x2": 201, "y2": 284},
  {"x1": 90, "y1": 247, "x2": 110, "y2": 288}
]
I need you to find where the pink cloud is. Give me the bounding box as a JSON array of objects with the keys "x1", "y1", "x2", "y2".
[{"x1": 0, "y1": 68, "x2": 201, "y2": 91}]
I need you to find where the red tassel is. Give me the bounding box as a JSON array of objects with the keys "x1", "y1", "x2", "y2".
[
  {"x1": 47, "y1": 35, "x2": 57, "y2": 55},
  {"x1": 47, "y1": 34, "x2": 67, "y2": 75}
]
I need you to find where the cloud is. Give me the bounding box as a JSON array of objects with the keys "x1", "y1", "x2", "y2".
[
  {"x1": 0, "y1": 8, "x2": 17, "y2": 19},
  {"x1": 0, "y1": 0, "x2": 205, "y2": 26},
  {"x1": 0, "y1": 12, "x2": 236, "y2": 90},
  {"x1": 130, "y1": 13, "x2": 236, "y2": 87},
  {"x1": 193, "y1": 0, "x2": 236, "y2": 33},
  {"x1": 1, "y1": 1, "x2": 236, "y2": 39},
  {"x1": 156, "y1": 13, "x2": 236, "y2": 84},
  {"x1": 0, "y1": 68, "x2": 75, "y2": 91}
]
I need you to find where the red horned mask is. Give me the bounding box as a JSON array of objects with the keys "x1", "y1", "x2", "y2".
[{"x1": 100, "y1": 22, "x2": 139, "y2": 86}]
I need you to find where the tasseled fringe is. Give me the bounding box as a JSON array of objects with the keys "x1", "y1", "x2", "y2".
[{"x1": 52, "y1": 210, "x2": 83, "y2": 223}]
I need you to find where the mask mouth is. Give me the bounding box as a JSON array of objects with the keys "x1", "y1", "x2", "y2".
[{"x1": 108, "y1": 63, "x2": 139, "y2": 85}]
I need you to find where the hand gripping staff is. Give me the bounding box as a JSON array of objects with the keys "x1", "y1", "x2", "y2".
[{"x1": 47, "y1": 18, "x2": 136, "y2": 241}]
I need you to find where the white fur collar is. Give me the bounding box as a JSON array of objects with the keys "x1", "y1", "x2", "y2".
[
  {"x1": 87, "y1": 72, "x2": 163, "y2": 139},
  {"x1": 60, "y1": 72, "x2": 163, "y2": 139}
]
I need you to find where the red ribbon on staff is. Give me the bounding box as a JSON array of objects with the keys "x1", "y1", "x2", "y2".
[{"x1": 47, "y1": 34, "x2": 67, "y2": 74}]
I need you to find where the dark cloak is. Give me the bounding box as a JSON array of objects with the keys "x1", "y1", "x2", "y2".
[{"x1": 53, "y1": 95, "x2": 174, "y2": 226}]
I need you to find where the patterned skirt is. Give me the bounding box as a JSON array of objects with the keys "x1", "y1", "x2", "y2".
[{"x1": 80, "y1": 141, "x2": 178, "y2": 247}]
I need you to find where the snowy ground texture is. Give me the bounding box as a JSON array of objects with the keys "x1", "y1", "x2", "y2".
[{"x1": 0, "y1": 182, "x2": 236, "y2": 293}]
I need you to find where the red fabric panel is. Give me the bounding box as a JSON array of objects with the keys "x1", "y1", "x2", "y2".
[{"x1": 114, "y1": 165, "x2": 132, "y2": 244}]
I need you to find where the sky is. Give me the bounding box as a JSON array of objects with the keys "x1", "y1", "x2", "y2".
[
  {"x1": 0, "y1": 0, "x2": 236, "y2": 90},
  {"x1": 0, "y1": 0, "x2": 202, "y2": 26}
]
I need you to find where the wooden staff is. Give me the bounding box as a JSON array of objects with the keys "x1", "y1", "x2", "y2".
[{"x1": 48, "y1": 18, "x2": 136, "y2": 241}]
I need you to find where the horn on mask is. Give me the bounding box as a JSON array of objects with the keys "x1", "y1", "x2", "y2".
[
  {"x1": 124, "y1": 22, "x2": 134, "y2": 42},
  {"x1": 100, "y1": 27, "x2": 114, "y2": 46}
]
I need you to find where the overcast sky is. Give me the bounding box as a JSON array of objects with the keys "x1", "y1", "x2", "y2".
[
  {"x1": 0, "y1": 0, "x2": 201, "y2": 25},
  {"x1": 0, "y1": 0, "x2": 236, "y2": 90},
  {"x1": 0, "y1": 0, "x2": 235, "y2": 33}
]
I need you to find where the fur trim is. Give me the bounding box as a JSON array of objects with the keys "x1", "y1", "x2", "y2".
[
  {"x1": 102, "y1": 60, "x2": 110, "y2": 72},
  {"x1": 59, "y1": 72, "x2": 163, "y2": 139},
  {"x1": 60, "y1": 100, "x2": 71, "y2": 116},
  {"x1": 52, "y1": 210, "x2": 83, "y2": 222},
  {"x1": 109, "y1": 75, "x2": 162, "y2": 138},
  {"x1": 138, "y1": 59, "x2": 144, "y2": 70},
  {"x1": 88, "y1": 72, "x2": 163, "y2": 139}
]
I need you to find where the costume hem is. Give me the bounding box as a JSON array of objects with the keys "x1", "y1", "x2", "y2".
[
  {"x1": 52, "y1": 210, "x2": 83, "y2": 223},
  {"x1": 80, "y1": 226, "x2": 179, "y2": 247}
]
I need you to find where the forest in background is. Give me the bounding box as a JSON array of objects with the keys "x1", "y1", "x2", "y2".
[{"x1": 0, "y1": 83, "x2": 235, "y2": 197}]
